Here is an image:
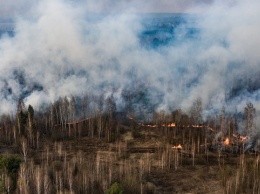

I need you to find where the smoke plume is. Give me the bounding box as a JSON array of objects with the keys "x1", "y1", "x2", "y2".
[{"x1": 0, "y1": 0, "x2": 259, "y2": 119}]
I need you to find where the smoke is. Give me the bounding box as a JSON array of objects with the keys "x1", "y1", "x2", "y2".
[
  {"x1": 0, "y1": 0, "x2": 38, "y2": 18},
  {"x1": 181, "y1": 0, "x2": 260, "y2": 111},
  {"x1": 0, "y1": 0, "x2": 259, "y2": 119},
  {"x1": 79, "y1": 0, "x2": 214, "y2": 13}
]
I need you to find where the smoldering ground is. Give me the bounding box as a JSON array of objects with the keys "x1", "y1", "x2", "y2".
[{"x1": 0, "y1": 0, "x2": 259, "y2": 118}]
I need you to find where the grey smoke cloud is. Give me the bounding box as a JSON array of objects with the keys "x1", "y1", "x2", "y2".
[
  {"x1": 0, "y1": 0, "x2": 259, "y2": 118},
  {"x1": 0, "y1": 0, "x2": 214, "y2": 17},
  {"x1": 0, "y1": 0, "x2": 38, "y2": 18}
]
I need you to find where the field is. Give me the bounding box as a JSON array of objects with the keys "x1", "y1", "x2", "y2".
[{"x1": 0, "y1": 113, "x2": 259, "y2": 194}]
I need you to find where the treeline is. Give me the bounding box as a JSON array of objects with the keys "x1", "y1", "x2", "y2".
[{"x1": 0, "y1": 95, "x2": 257, "y2": 150}]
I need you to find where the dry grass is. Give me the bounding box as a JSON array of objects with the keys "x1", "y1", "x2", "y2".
[{"x1": 0, "y1": 124, "x2": 259, "y2": 194}]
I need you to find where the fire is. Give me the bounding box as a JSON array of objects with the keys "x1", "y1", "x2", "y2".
[
  {"x1": 223, "y1": 138, "x2": 230, "y2": 146},
  {"x1": 232, "y1": 134, "x2": 248, "y2": 142},
  {"x1": 168, "y1": 123, "x2": 176, "y2": 127},
  {"x1": 142, "y1": 122, "x2": 176, "y2": 128},
  {"x1": 162, "y1": 123, "x2": 176, "y2": 127},
  {"x1": 240, "y1": 136, "x2": 247, "y2": 142},
  {"x1": 172, "y1": 144, "x2": 182, "y2": 149},
  {"x1": 144, "y1": 124, "x2": 156, "y2": 128},
  {"x1": 232, "y1": 134, "x2": 237, "y2": 138}
]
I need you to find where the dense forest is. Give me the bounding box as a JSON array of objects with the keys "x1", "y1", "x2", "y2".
[{"x1": 0, "y1": 94, "x2": 259, "y2": 194}]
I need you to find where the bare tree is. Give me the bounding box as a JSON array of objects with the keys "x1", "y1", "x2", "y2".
[
  {"x1": 105, "y1": 95, "x2": 116, "y2": 117},
  {"x1": 27, "y1": 105, "x2": 35, "y2": 147},
  {"x1": 35, "y1": 166, "x2": 42, "y2": 194},
  {"x1": 220, "y1": 106, "x2": 225, "y2": 133},
  {"x1": 244, "y1": 102, "x2": 256, "y2": 134},
  {"x1": 21, "y1": 137, "x2": 28, "y2": 163},
  {"x1": 172, "y1": 109, "x2": 182, "y2": 127},
  {"x1": 226, "y1": 114, "x2": 232, "y2": 138},
  {"x1": 69, "y1": 95, "x2": 77, "y2": 123},
  {"x1": 189, "y1": 97, "x2": 203, "y2": 125},
  {"x1": 81, "y1": 94, "x2": 91, "y2": 118},
  {"x1": 96, "y1": 94, "x2": 104, "y2": 139}
]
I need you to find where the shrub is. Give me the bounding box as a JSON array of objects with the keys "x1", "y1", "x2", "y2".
[
  {"x1": 0, "y1": 154, "x2": 21, "y2": 174},
  {"x1": 0, "y1": 154, "x2": 22, "y2": 192},
  {"x1": 106, "y1": 182, "x2": 123, "y2": 194}
]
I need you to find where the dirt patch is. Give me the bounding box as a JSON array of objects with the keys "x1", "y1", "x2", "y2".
[{"x1": 148, "y1": 166, "x2": 223, "y2": 194}]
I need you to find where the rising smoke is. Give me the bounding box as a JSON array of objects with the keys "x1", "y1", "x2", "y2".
[{"x1": 0, "y1": 0, "x2": 259, "y2": 119}]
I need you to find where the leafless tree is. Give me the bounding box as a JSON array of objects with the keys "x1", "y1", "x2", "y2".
[
  {"x1": 220, "y1": 106, "x2": 225, "y2": 133},
  {"x1": 189, "y1": 97, "x2": 203, "y2": 125},
  {"x1": 21, "y1": 137, "x2": 28, "y2": 163},
  {"x1": 244, "y1": 102, "x2": 256, "y2": 134},
  {"x1": 105, "y1": 95, "x2": 116, "y2": 117},
  {"x1": 96, "y1": 94, "x2": 104, "y2": 139},
  {"x1": 35, "y1": 166, "x2": 42, "y2": 194}
]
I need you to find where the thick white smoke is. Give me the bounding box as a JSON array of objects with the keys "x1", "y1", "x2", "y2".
[{"x1": 0, "y1": 0, "x2": 259, "y2": 117}]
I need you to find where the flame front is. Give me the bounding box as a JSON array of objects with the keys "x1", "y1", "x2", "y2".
[
  {"x1": 168, "y1": 123, "x2": 176, "y2": 127},
  {"x1": 172, "y1": 144, "x2": 182, "y2": 149},
  {"x1": 162, "y1": 123, "x2": 176, "y2": 127}
]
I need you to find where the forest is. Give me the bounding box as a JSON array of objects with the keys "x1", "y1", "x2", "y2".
[
  {"x1": 0, "y1": 94, "x2": 259, "y2": 194},
  {"x1": 0, "y1": 0, "x2": 260, "y2": 193}
]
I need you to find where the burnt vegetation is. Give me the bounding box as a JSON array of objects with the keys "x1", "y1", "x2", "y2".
[{"x1": 0, "y1": 95, "x2": 259, "y2": 194}]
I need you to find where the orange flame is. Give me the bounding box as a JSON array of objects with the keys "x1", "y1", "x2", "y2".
[
  {"x1": 232, "y1": 134, "x2": 247, "y2": 142},
  {"x1": 141, "y1": 124, "x2": 156, "y2": 128},
  {"x1": 172, "y1": 144, "x2": 182, "y2": 149},
  {"x1": 223, "y1": 138, "x2": 230, "y2": 146},
  {"x1": 162, "y1": 123, "x2": 176, "y2": 127},
  {"x1": 168, "y1": 123, "x2": 176, "y2": 127}
]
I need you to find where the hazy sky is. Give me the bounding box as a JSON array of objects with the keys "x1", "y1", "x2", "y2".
[
  {"x1": 0, "y1": 0, "x2": 214, "y2": 18},
  {"x1": 81, "y1": 0, "x2": 214, "y2": 13}
]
